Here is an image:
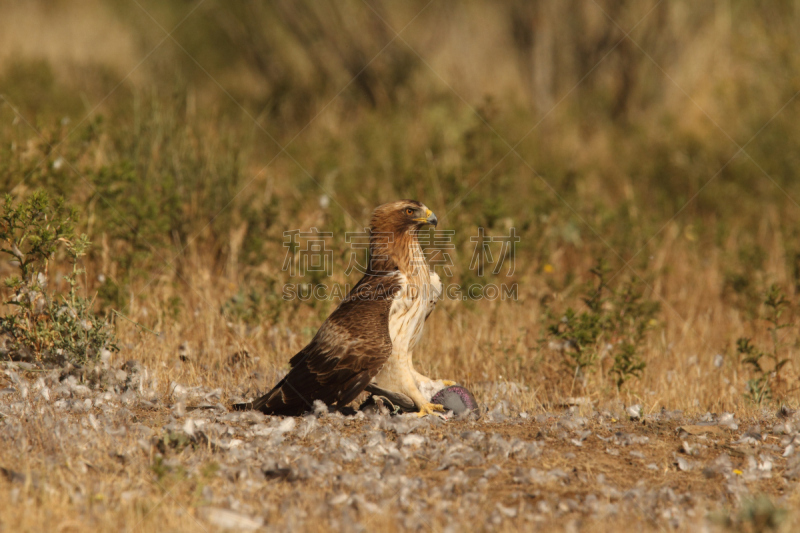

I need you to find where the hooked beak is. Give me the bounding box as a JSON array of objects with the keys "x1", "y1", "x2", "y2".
[
  {"x1": 415, "y1": 208, "x2": 438, "y2": 227},
  {"x1": 427, "y1": 210, "x2": 438, "y2": 227}
]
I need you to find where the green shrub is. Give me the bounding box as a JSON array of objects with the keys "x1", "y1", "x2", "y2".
[
  {"x1": 545, "y1": 259, "x2": 660, "y2": 389},
  {"x1": 713, "y1": 493, "x2": 789, "y2": 532},
  {"x1": 0, "y1": 191, "x2": 117, "y2": 366},
  {"x1": 737, "y1": 284, "x2": 793, "y2": 404}
]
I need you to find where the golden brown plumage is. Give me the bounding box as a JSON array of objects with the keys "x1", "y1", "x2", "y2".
[{"x1": 234, "y1": 200, "x2": 439, "y2": 416}]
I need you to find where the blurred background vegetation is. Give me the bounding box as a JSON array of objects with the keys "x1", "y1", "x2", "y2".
[{"x1": 1, "y1": 0, "x2": 800, "y2": 400}]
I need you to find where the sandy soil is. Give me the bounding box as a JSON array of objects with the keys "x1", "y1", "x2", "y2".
[{"x1": 1, "y1": 361, "x2": 798, "y2": 532}]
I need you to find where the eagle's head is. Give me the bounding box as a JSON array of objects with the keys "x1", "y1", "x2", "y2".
[
  {"x1": 367, "y1": 200, "x2": 438, "y2": 275},
  {"x1": 369, "y1": 199, "x2": 438, "y2": 234}
]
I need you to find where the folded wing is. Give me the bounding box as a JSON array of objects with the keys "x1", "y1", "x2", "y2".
[{"x1": 235, "y1": 274, "x2": 400, "y2": 415}]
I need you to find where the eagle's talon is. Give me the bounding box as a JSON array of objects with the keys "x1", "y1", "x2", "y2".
[
  {"x1": 441, "y1": 380, "x2": 457, "y2": 386},
  {"x1": 416, "y1": 403, "x2": 445, "y2": 417}
]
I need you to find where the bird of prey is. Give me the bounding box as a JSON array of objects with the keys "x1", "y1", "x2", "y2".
[{"x1": 234, "y1": 200, "x2": 453, "y2": 416}]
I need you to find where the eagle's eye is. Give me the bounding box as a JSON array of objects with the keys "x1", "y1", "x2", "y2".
[{"x1": 405, "y1": 208, "x2": 414, "y2": 215}]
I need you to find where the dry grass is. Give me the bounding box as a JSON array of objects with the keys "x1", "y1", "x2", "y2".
[{"x1": 3, "y1": 368, "x2": 799, "y2": 533}]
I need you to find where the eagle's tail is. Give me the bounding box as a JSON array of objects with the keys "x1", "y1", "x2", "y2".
[
  {"x1": 231, "y1": 376, "x2": 308, "y2": 415},
  {"x1": 231, "y1": 400, "x2": 254, "y2": 411}
]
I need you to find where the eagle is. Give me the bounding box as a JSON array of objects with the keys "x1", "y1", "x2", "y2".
[{"x1": 234, "y1": 200, "x2": 454, "y2": 416}]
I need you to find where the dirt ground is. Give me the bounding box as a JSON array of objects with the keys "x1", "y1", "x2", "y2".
[{"x1": 1, "y1": 362, "x2": 798, "y2": 533}]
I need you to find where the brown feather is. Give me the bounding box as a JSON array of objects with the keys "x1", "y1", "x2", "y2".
[{"x1": 234, "y1": 200, "x2": 429, "y2": 416}]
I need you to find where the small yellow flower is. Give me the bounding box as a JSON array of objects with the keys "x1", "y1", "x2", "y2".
[
  {"x1": 733, "y1": 469, "x2": 743, "y2": 475},
  {"x1": 543, "y1": 263, "x2": 554, "y2": 274}
]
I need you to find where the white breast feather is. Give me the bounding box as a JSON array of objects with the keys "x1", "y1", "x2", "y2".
[
  {"x1": 371, "y1": 253, "x2": 442, "y2": 410},
  {"x1": 387, "y1": 273, "x2": 428, "y2": 356}
]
